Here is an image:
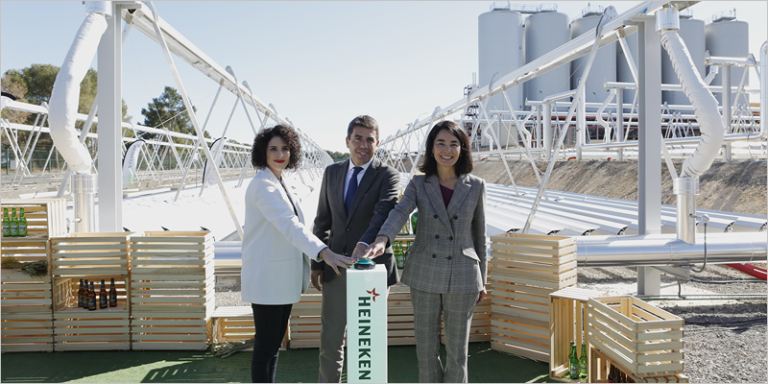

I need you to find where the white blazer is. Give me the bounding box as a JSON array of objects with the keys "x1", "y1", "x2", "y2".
[{"x1": 241, "y1": 169, "x2": 326, "y2": 305}]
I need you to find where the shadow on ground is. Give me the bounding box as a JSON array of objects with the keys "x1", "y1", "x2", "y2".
[{"x1": 1, "y1": 342, "x2": 555, "y2": 383}]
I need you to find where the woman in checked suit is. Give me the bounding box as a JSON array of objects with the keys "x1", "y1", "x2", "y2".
[
  {"x1": 241, "y1": 125, "x2": 354, "y2": 383},
  {"x1": 363, "y1": 120, "x2": 487, "y2": 383}
]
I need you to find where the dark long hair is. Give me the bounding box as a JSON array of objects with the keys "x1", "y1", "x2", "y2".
[{"x1": 418, "y1": 121, "x2": 473, "y2": 177}]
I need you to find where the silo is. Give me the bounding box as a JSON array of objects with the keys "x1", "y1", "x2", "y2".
[
  {"x1": 570, "y1": 15, "x2": 617, "y2": 108},
  {"x1": 524, "y1": 11, "x2": 570, "y2": 104},
  {"x1": 705, "y1": 19, "x2": 750, "y2": 107},
  {"x1": 616, "y1": 32, "x2": 637, "y2": 111},
  {"x1": 662, "y1": 18, "x2": 706, "y2": 108},
  {"x1": 478, "y1": 8, "x2": 524, "y2": 115}
]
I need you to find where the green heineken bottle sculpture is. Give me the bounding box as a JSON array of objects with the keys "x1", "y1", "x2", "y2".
[
  {"x1": 579, "y1": 343, "x2": 588, "y2": 378},
  {"x1": 2, "y1": 208, "x2": 10, "y2": 237},
  {"x1": 9, "y1": 208, "x2": 19, "y2": 237},
  {"x1": 410, "y1": 210, "x2": 418, "y2": 235},
  {"x1": 18, "y1": 208, "x2": 27, "y2": 237},
  {"x1": 568, "y1": 341, "x2": 579, "y2": 380}
]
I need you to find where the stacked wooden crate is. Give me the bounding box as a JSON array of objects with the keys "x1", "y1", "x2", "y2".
[
  {"x1": 387, "y1": 283, "x2": 416, "y2": 346},
  {"x1": 211, "y1": 306, "x2": 256, "y2": 345},
  {"x1": 549, "y1": 286, "x2": 604, "y2": 382},
  {"x1": 587, "y1": 296, "x2": 686, "y2": 381},
  {"x1": 50, "y1": 232, "x2": 132, "y2": 351},
  {"x1": 1, "y1": 198, "x2": 66, "y2": 353},
  {"x1": 1, "y1": 268, "x2": 54, "y2": 352},
  {"x1": 130, "y1": 231, "x2": 214, "y2": 351},
  {"x1": 590, "y1": 345, "x2": 689, "y2": 383},
  {"x1": 489, "y1": 233, "x2": 577, "y2": 362},
  {"x1": 288, "y1": 286, "x2": 323, "y2": 349}
]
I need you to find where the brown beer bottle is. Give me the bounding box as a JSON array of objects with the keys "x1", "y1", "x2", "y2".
[
  {"x1": 109, "y1": 278, "x2": 118, "y2": 307},
  {"x1": 81, "y1": 280, "x2": 89, "y2": 308},
  {"x1": 99, "y1": 279, "x2": 108, "y2": 309},
  {"x1": 77, "y1": 279, "x2": 85, "y2": 308},
  {"x1": 88, "y1": 281, "x2": 97, "y2": 310}
]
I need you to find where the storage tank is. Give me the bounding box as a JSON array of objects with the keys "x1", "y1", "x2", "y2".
[
  {"x1": 616, "y1": 32, "x2": 637, "y2": 112},
  {"x1": 662, "y1": 18, "x2": 706, "y2": 108},
  {"x1": 705, "y1": 19, "x2": 750, "y2": 108},
  {"x1": 570, "y1": 14, "x2": 617, "y2": 108},
  {"x1": 524, "y1": 11, "x2": 570, "y2": 104},
  {"x1": 478, "y1": 7, "x2": 524, "y2": 116}
]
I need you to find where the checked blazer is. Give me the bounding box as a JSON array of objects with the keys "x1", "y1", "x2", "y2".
[{"x1": 378, "y1": 173, "x2": 487, "y2": 294}]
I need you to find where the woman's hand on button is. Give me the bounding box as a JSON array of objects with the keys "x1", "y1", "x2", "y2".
[{"x1": 361, "y1": 235, "x2": 388, "y2": 260}]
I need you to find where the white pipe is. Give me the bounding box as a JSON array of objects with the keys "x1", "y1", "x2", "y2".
[
  {"x1": 576, "y1": 233, "x2": 767, "y2": 267},
  {"x1": 760, "y1": 41, "x2": 767, "y2": 140},
  {"x1": 659, "y1": 29, "x2": 725, "y2": 177},
  {"x1": 48, "y1": 9, "x2": 108, "y2": 174}
]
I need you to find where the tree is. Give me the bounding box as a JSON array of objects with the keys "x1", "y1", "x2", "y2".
[
  {"x1": 140, "y1": 86, "x2": 209, "y2": 141},
  {"x1": 1, "y1": 73, "x2": 31, "y2": 124},
  {"x1": 2, "y1": 64, "x2": 130, "y2": 125}
]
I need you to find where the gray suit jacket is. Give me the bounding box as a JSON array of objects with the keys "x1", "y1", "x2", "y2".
[
  {"x1": 312, "y1": 158, "x2": 401, "y2": 286},
  {"x1": 379, "y1": 174, "x2": 487, "y2": 294}
]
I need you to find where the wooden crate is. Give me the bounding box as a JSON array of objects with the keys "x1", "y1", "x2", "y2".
[
  {"x1": 549, "y1": 287, "x2": 605, "y2": 382},
  {"x1": 52, "y1": 277, "x2": 130, "y2": 351},
  {"x1": 489, "y1": 233, "x2": 577, "y2": 363},
  {"x1": 1, "y1": 268, "x2": 54, "y2": 352},
  {"x1": 288, "y1": 286, "x2": 323, "y2": 349},
  {"x1": 130, "y1": 231, "x2": 214, "y2": 350},
  {"x1": 1, "y1": 198, "x2": 67, "y2": 239},
  {"x1": 210, "y1": 306, "x2": 290, "y2": 351},
  {"x1": 587, "y1": 296, "x2": 685, "y2": 378},
  {"x1": 1, "y1": 238, "x2": 50, "y2": 263},
  {"x1": 50, "y1": 232, "x2": 132, "y2": 352},
  {"x1": 50, "y1": 232, "x2": 132, "y2": 280},
  {"x1": 590, "y1": 346, "x2": 689, "y2": 383}
]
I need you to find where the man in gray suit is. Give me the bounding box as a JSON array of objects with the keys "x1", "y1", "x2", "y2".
[{"x1": 310, "y1": 115, "x2": 400, "y2": 382}]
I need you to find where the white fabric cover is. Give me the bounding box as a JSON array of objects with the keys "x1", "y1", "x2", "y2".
[
  {"x1": 660, "y1": 30, "x2": 725, "y2": 178},
  {"x1": 48, "y1": 12, "x2": 107, "y2": 174}
]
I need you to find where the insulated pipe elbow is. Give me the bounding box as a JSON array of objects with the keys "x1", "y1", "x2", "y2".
[
  {"x1": 660, "y1": 30, "x2": 725, "y2": 178},
  {"x1": 48, "y1": 12, "x2": 107, "y2": 174}
]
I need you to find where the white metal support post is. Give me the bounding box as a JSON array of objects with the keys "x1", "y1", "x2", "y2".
[
  {"x1": 722, "y1": 64, "x2": 733, "y2": 161},
  {"x1": 635, "y1": 16, "x2": 662, "y2": 295},
  {"x1": 616, "y1": 88, "x2": 624, "y2": 160},
  {"x1": 97, "y1": 2, "x2": 123, "y2": 232}
]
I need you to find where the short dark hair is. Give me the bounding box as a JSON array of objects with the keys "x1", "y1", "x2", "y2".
[
  {"x1": 418, "y1": 121, "x2": 473, "y2": 177},
  {"x1": 251, "y1": 125, "x2": 302, "y2": 170},
  {"x1": 347, "y1": 115, "x2": 379, "y2": 140}
]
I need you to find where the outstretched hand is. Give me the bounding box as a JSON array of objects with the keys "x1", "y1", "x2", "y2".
[
  {"x1": 361, "y1": 235, "x2": 389, "y2": 260},
  {"x1": 322, "y1": 249, "x2": 355, "y2": 276}
]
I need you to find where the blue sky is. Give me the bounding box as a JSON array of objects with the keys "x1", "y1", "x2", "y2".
[{"x1": 2, "y1": 1, "x2": 766, "y2": 152}]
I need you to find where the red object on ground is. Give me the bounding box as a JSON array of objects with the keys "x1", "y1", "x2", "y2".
[
  {"x1": 726, "y1": 263, "x2": 767, "y2": 280},
  {"x1": 567, "y1": 157, "x2": 576, "y2": 161}
]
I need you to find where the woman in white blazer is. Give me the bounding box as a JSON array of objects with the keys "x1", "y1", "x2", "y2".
[{"x1": 241, "y1": 125, "x2": 354, "y2": 383}]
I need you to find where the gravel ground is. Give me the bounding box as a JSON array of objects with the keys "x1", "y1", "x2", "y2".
[{"x1": 217, "y1": 264, "x2": 767, "y2": 383}]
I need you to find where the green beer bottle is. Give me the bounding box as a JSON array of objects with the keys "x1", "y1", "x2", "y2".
[
  {"x1": 18, "y1": 208, "x2": 27, "y2": 237},
  {"x1": 2, "y1": 208, "x2": 10, "y2": 237},
  {"x1": 579, "y1": 343, "x2": 588, "y2": 378},
  {"x1": 568, "y1": 341, "x2": 579, "y2": 379},
  {"x1": 9, "y1": 208, "x2": 19, "y2": 237},
  {"x1": 410, "y1": 210, "x2": 418, "y2": 235},
  {"x1": 394, "y1": 242, "x2": 404, "y2": 269}
]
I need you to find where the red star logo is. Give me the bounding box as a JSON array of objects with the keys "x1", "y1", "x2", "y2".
[{"x1": 366, "y1": 288, "x2": 380, "y2": 302}]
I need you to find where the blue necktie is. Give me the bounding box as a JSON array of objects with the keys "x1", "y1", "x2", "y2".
[{"x1": 345, "y1": 166, "x2": 363, "y2": 214}]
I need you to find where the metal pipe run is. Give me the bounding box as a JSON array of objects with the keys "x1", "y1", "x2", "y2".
[
  {"x1": 576, "y1": 232, "x2": 767, "y2": 268},
  {"x1": 674, "y1": 176, "x2": 698, "y2": 244}
]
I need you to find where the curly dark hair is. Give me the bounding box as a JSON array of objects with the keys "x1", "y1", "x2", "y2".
[
  {"x1": 251, "y1": 125, "x2": 302, "y2": 170},
  {"x1": 418, "y1": 121, "x2": 473, "y2": 177}
]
